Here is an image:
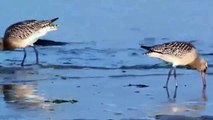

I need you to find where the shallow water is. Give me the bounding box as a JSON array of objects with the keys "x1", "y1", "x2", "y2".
[{"x1": 0, "y1": 0, "x2": 213, "y2": 120}]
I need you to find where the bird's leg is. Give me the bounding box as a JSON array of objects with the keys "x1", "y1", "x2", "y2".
[
  {"x1": 173, "y1": 84, "x2": 178, "y2": 99},
  {"x1": 172, "y1": 67, "x2": 178, "y2": 98},
  {"x1": 165, "y1": 86, "x2": 170, "y2": 98},
  {"x1": 21, "y1": 48, "x2": 27, "y2": 66},
  {"x1": 173, "y1": 67, "x2": 178, "y2": 88},
  {"x1": 165, "y1": 84, "x2": 177, "y2": 100},
  {"x1": 164, "y1": 68, "x2": 173, "y2": 88},
  {"x1": 32, "y1": 46, "x2": 39, "y2": 64}
]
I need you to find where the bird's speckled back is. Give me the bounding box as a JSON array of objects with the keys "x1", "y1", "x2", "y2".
[
  {"x1": 4, "y1": 18, "x2": 58, "y2": 40},
  {"x1": 2, "y1": 18, "x2": 58, "y2": 50},
  {"x1": 148, "y1": 41, "x2": 195, "y2": 57}
]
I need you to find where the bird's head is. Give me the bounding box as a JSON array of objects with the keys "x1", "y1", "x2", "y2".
[{"x1": 199, "y1": 58, "x2": 208, "y2": 73}]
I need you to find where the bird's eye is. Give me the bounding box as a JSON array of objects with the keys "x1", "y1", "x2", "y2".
[{"x1": 203, "y1": 67, "x2": 207, "y2": 73}]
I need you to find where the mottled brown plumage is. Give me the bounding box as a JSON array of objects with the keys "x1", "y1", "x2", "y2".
[
  {"x1": 145, "y1": 41, "x2": 194, "y2": 57},
  {"x1": 3, "y1": 18, "x2": 59, "y2": 66},
  {"x1": 3, "y1": 18, "x2": 58, "y2": 50},
  {"x1": 141, "y1": 41, "x2": 207, "y2": 88}
]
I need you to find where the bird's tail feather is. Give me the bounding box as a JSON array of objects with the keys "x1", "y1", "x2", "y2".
[
  {"x1": 50, "y1": 17, "x2": 59, "y2": 22},
  {"x1": 140, "y1": 45, "x2": 151, "y2": 50},
  {"x1": 140, "y1": 45, "x2": 153, "y2": 55}
]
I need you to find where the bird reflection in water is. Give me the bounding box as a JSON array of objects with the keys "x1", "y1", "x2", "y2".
[
  {"x1": 156, "y1": 88, "x2": 207, "y2": 116},
  {"x1": 2, "y1": 84, "x2": 53, "y2": 110}
]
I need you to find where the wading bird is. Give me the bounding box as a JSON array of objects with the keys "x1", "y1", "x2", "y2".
[
  {"x1": 141, "y1": 41, "x2": 207, "y2": 88},
  {"x1": 3, "y1": 18, "x2": 59, "y2": 66}
]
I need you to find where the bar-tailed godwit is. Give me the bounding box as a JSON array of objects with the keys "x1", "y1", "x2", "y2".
[
  {"x1": 3, "y1": 18, "x2": 59, "y2": 66},
  {"x1": 141, "y1": 41, "x2": 208, "y2": 88}
]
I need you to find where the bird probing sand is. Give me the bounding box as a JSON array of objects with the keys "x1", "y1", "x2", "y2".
[{"x1": 141, "y1": 41, "x2": 207, "y2": 88}]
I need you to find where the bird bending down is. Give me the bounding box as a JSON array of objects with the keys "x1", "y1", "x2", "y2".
[
  {"x1": 3, "y1": 17, "x2": 59, "y2": 66},
  {"x1": 141, "y1": 41, "x2": 208, "y2": 88}
]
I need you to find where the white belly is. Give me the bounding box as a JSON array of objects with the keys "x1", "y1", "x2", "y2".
[{"x1": 25, "y1": 29, "x2": 48, "y2": 46}]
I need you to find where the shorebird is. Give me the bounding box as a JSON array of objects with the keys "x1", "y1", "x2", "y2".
[
  {"x1": 141, "y1": 41, "x2": 208, "y2": 88},
  {"x1": 3, "y1": 18, "x2": 59, "y2": 66}
]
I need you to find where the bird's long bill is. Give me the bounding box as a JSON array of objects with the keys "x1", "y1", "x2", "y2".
[{"x1": 201, "y1": 71, "x2": 206, "y2": 88}]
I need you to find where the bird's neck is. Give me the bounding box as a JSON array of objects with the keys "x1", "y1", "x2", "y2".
[{"x1": 188, "y1": 57, "x2": 202, "y2": 71}]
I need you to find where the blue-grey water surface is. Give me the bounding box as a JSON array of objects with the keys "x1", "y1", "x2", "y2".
[{"x1": 0, "y1": 0, "x2": 213, "y2": 120}]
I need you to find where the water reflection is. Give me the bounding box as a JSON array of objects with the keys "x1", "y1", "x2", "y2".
[
  {"x1": 0, "y1": 65, "x2": 54, "y2": 110},
  {"x1": 1, "y1": 83, "x2": 53, "y2": 110},
  {"x1": 155, "y1": 88, "x2": 207, "y2": 116},
  {"x1": 0, "y1": 65, "x2": 49, "y2": 110}
]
